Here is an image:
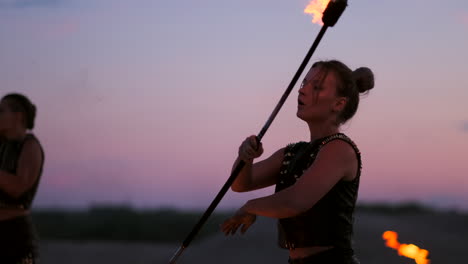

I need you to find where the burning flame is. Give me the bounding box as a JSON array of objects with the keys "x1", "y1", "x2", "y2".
[
  {"x1": 304, "y1": 0, "x2": 331, "y2": 25},
  {"x1": 383, "y1": 231, "x2": 431, "y2": 264}
]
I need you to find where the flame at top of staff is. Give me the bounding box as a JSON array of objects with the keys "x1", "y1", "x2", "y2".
[{"x1": 304, "y1": 0, "x2": 331, "y2": 25}]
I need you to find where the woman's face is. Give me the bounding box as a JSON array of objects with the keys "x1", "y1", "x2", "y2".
[
  {"x1": 297, "y1": 66, "x2": 345, "y2": 123},
  {"x1": 0, "y1": 99, "x2": 19, "y2": 135}
]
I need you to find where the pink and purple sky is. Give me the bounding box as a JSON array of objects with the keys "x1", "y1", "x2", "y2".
[{"x1": 1, "y1": 0, "x2": 467, "y2": 210}]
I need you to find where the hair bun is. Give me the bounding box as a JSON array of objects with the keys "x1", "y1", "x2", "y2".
[{"x1": 353, "y1": 67, "x2": 374, "y2": 93}]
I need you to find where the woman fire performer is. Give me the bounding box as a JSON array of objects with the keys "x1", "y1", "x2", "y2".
[
  {"x1": 222, "y1": 60, "x2": 374, "y2": 264},
  {"x1": 0, "y1": 93, "x2": 45, "y2": 264}
]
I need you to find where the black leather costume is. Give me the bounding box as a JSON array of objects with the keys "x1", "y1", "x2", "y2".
[
  {"x1": 0, "y1": 134, "x2": 44, "y2": 209},
  {"x1": 275, "y1": 133, "x2": 361, "y2": 257}
]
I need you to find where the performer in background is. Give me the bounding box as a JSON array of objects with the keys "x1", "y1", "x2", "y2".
[
  {"x1": 0, "y1": 93, "x2": 45, "y2": 264},
  {"x1": 222, "y1": 60, "x2": 375, "y2": 264}
]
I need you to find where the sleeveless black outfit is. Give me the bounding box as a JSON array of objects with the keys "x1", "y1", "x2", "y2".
[
  {"x1": 0, "y1": 134, "x2": 44, "y2": 264},
  {"x1": 275, "y1": 133, "x2": 361, "y2": 264}
]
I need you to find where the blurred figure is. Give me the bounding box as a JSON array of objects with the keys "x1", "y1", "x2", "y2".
[
  {"x1": 222, "y1": 60, "x2": 375, "y2": 264},
  {"x1": 0, "y1": 93, "x2": 44, "y2": 264}
]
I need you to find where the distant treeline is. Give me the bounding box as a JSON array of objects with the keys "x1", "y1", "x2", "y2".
[
  {"x1": 31, "y1": 203, "x2": 462, "y2": 242},
  {"x1": 32, "y1": 206, "x2": 233, "y2": 243},
  {"x1": 357, "y1": 202, "x2": 436, "y2": 214}
]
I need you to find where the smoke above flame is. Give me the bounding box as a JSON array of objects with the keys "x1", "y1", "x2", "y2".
[
  {"x1": 383, "y1": 231, "x2": 431, "y2": 264},
  {"x1": 304, "y1": 0, "x2": 330, "y2": 25}
]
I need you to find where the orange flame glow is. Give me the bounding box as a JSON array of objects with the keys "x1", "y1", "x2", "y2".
[
  {"x1": 304, "y1": 0, "x2": 331, "y2": 25},
  {"x1": 383, "y1": 231, "x2": 431, "y2": 264}
]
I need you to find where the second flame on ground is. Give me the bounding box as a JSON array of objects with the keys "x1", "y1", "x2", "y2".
[{"x1": 383, "y1": 231, "x2": 431, "y2": 264}]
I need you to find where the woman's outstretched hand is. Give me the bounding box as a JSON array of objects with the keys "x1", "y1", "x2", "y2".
[{"x1": 221, "y1": 206, "x2": 256, "y2": 235}]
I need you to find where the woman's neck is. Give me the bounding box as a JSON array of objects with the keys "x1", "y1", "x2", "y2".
[
  {"x1": 3, "y1": 129, "x2": 26, "y2": 141},
  {"x1": 307, "y1": 121, "x2": 340, "y2": 142}
]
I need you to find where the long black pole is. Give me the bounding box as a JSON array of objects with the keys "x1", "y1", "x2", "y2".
[
  {"x1": 168, "y1": 26, "x2": 328, "y2": 264},
  {"x1": 168, "y1": 1, "x2": 347, "y2": 263},
  {"x1": 257, "y1": 26, "x2": 328, "y2": 140}
]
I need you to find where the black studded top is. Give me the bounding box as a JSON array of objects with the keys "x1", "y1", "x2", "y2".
[
  {"x1": 275, "y1": 133, "x2": 361, "y2": 250},
  {"x1": 0, "y1": 134, "x2": 44, "y2": 210}
]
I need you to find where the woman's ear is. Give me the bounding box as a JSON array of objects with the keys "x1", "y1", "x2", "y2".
[{"x1": 333, "y1": 97, "x2": 347, "y2": 113}]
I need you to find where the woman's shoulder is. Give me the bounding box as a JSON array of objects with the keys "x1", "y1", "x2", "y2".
[
  {"x1": 23, "y1": 134, "x2": 44, "y2": 156},
  {"x1": 315, "y1": 134, "x2": 361, "y2": 175},
  {"x1": 318, "y1": 133, "x2": 359, "y2": 152},
  {"x1": 24, "y1": 133, "x2": 41, "y2": 144}
]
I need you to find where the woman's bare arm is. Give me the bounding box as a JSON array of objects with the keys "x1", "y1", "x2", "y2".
[
  {"x1": 241, "y1": 140, "x2": 357, "y2": 218},
  {"x1": 231, "y1": 147, "x2": 285, "y2": 192}
]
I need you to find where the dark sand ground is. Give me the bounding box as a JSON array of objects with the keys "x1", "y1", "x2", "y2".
[{"x1": 40, "y1": 211, "x2": 467, "y2": 264}]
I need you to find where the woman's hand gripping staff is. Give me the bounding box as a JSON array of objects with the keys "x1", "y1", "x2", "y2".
[{"x1": 222, "y1": 136, "x2": 262, "y2": 235}]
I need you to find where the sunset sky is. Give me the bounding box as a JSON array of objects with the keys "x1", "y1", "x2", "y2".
[{"x1": 1, "y1": 0, "x2": 467, "y2": 211}]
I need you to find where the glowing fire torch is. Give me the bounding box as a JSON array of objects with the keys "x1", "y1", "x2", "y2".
[{"x1": 168, "y1": 1, "x2": 347, "y2": 263}]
